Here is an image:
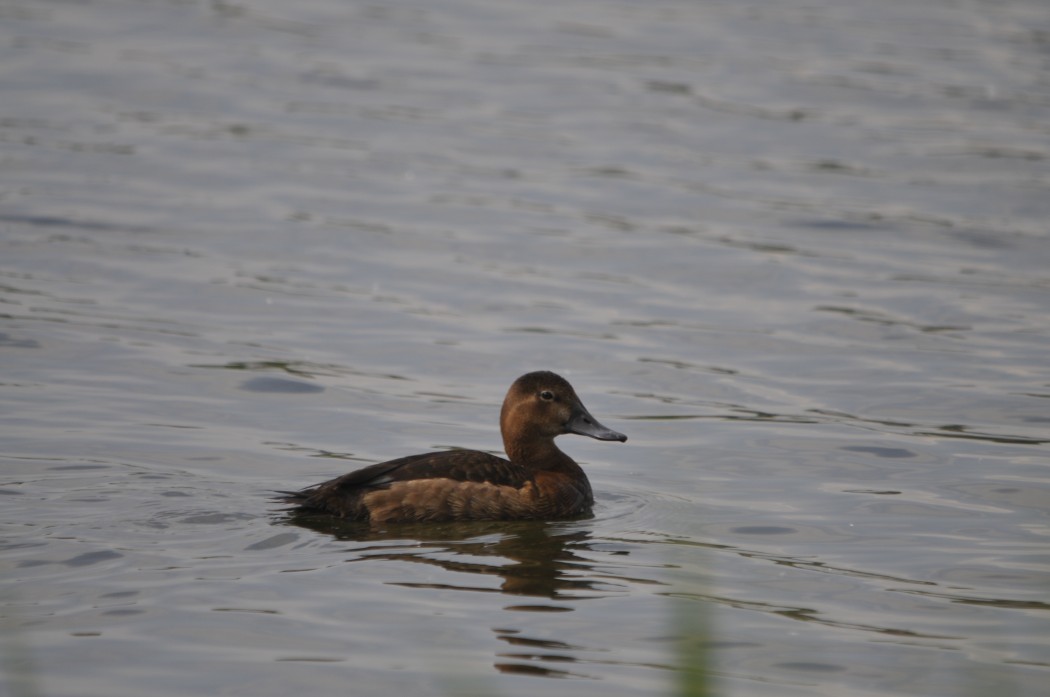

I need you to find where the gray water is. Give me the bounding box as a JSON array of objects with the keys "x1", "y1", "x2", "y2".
[{"x1": 2, "y1": 0, "x2": 1049, "y2": 695}]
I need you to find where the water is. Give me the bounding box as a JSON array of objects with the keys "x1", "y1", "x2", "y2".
[{"x1": 2, "y1": 0, "x2": 1049, "y2": 695}]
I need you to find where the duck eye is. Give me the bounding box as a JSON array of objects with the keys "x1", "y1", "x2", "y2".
[{"x1": 539, "y1": 390, "x2": 555, "y2": 401}]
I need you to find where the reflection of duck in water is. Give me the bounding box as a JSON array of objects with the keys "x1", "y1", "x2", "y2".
[
  {"x1": 288, "y1": 517, "x2": 606, "y2": 598},
  {"x1": 279, "y1": 371, "x2": 626, "y2": 523}
]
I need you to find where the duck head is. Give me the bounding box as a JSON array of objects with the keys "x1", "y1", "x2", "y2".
[{"x1": 500, "y1": 371, "x2": 626, "y2": 461}]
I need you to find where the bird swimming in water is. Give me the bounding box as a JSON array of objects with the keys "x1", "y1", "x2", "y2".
[{"x1": 279, "y1": 371, "x2": 626, "y2": 523}]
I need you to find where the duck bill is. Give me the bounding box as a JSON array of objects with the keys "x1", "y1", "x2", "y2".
[{"x1": 565, "y1": 405, "x2": 627, "y2": 442}]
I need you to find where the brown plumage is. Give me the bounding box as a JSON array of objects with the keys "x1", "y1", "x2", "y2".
[{"x1": 278, "y1": 371, "x2": 626, "y2": 523}]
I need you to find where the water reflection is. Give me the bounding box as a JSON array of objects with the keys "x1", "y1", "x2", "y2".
[
  {"x1": 281, "y1": 515, "x2": 646, "y2": 679},
  {"x1": 283, "y1": 514, "x2": 623, "y2": 600}
]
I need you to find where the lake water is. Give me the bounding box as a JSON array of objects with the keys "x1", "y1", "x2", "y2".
[{"x1": 2, "y1": 0, "x2": 1049, "y2": 695}]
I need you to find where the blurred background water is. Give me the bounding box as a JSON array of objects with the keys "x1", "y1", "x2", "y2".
[{"x1": 2, "y1": 0, "x2": 1049, "y2": 695}]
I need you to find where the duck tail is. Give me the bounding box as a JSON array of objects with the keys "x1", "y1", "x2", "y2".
[{"x1": 273, "y1": 490, "x2": 309, "y2": 506}]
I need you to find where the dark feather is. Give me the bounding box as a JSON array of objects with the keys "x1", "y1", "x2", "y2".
[{"x1": 277, "y1": 450, "x2": 533, "y2": 515}]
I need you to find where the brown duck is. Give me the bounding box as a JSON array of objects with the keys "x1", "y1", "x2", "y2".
[{"x1": 280, "y1": 371, "x2": 626, "y2": 523}]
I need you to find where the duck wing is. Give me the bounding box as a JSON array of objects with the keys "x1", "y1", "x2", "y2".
[
  {"x1": 278, "y1": 450, "x2": 530, "y2": 513},
  {"x1": 326, "y1": 450, "x2": 528, "y2": 488}
]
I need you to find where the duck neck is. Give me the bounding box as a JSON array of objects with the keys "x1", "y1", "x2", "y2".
[
  {"x1": 500, "y1": 398, "x2": 583, "y2": 473},
  {"x1": 505, "y1": 438, "x2": 578, "y2": 472}
]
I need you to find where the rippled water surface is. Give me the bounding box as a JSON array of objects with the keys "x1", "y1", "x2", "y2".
[{"x1": 2, "y1": 0, "x2": 1049, "y2": 695}]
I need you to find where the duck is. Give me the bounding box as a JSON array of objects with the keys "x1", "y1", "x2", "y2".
[{"x1": 279, "y1": 371, "x2": 626, "y2": 523}]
